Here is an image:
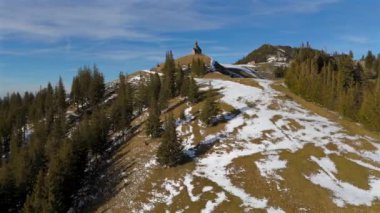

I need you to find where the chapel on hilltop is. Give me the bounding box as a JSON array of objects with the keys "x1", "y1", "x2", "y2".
[{"x1": 192, "y1": 41, "x2": 202, "y2": 55}]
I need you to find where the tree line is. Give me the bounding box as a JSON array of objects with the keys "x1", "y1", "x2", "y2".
[
  {"x1": 0, "y1": 65, "x2": 112, "y2": 212},
  {"x1": 285, "y1": 46, "x2": 380, "y2": 131},
  {"x1": 0, "y1": 51, "x2": 215, "y2": 211}
]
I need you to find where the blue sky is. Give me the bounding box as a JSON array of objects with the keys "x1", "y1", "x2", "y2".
[{"x1": 1, "y1": 0, "x2": 380, "y2": 96}]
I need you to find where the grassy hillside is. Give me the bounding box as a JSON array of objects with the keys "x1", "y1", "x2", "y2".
[
  {"x1": 93, "y1": 74, "x2": 380, "y2": 212},
  {"x1": 156, "y1": 54, "x2": 211, "y2": 71}
]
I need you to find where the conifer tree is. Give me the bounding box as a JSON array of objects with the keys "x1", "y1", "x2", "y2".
[
  {"x1": 191, "y1": 58, "x2": 206, "y2": 76},
  {"x1": 89, "y1": 66, "x2": 105, "y2": 106},
  {"x1": 359, "y1": 74, "x2": 380, "y2": 129},
  {"x1": 88, "y1": 109, "x2": 110, "y2": 156},
  {"x1": 365, "y1": 50, "x2": 375, "y2": 71},
  {"x1": 112, "y1": 73, "x2": 134, "y2": 130},
  {"x1": 175, "y1": 65, "x2": 184, "y2": 96},
  {"x1": 9, "y1": 130, "x2": 22, "y2": 160},
  {"x1": 148, "y1": 73, "x2": 161, "y2": 104},
  {"x1": 55, "y1": 77, "x2": 67, "y2": 113},
  {"x1": 145, "y1": 97, "x2": 161, "y2": 138},
  {"x1": 135, "y1": 79, "x2": 148, "y2": 114},
  {"x1": 0, "y1": 68, "x2": 112, "y2": 212},
  {"x1": 45, "y1": 83, "x2": 55, "y2": 130},
  {"x1": 156, "y1": 113, "x2": 183, "y2": 166},
  {"x1": 284, "y1": 48, "x2": 380, "y2": 130},
  {"x1": 46, "y1": 142, "x2": 73, "y2": 211},
  {"x1": 160, "y1": 51, "x2": 176, "y2": 105},
  {"x1": 70, "y1": 76, "x2": 81, "y2": 109},
  {"x1": 0, "y1": 165, "x2": 16, "y2": 210},
  {"x1": 374, "y1": 55, "x2": 380, "y2": 77},
  {"x1": 180, "y1": 76, "x2": 189, "y2": 97},
  {"x1": 187, "y1": 77, "x2": 199, "y2": 103},
  {"x1": 200, "y1": 84, "x2": 219, "y2": 125},
  {"x1": 23, "y1": 171, "x2": 48, "y2": 212},
  {"x1": 70, "y1": 66, "x2": 105, "y2": 109}
]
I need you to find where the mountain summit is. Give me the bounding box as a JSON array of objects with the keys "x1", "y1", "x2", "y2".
[
  {"x1": 192, "y1": 41, "x2": 202, "y2": 55},
  {"x1": 236, "y1": 44, "x2": 296, "y2": 64}
]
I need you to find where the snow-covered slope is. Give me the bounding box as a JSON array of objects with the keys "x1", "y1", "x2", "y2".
[
  {"x1": 193, "y1": 79, "x2": 380, "y2": 209},
  {"x1": 99, "y1": 77, "x2": 380, "y2": 212}
]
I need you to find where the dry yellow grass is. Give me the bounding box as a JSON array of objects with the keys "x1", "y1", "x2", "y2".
[
  {"x1": 156, "y1": 54, "x2": 211, "y2": 72},
  {"x1": 331, "y1": 154, "x2": 371, "y2": 190},
  {"x1": 94, "y1": 76, "x2": 380, "y2": 212}
]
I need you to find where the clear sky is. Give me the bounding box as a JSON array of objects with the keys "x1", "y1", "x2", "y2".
[{"x1": 1, "y1": 0, "x2": 379, "y2": 96}]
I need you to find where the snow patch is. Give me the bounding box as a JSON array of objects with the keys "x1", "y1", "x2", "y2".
[
  {"x1": 348, "y1": 159, "x2": 380, "y2": 172},
  {"x1": 184, "y1": 174, "x2": 201, "y2": 202},
  {"x1": 306, "y1": 173, "x2": 380, "y2": 207},
  {"x1": 202, "y1": 186, "x2": 213, "y2": 192},
  {"x1": 146, "y1": 179, "x2": 183, "y2": 208},
  {"x1": 201, "y1": 192, "x2": 227, "y2": 213},
  {"x1": 310, "y1": 156, "x2": 337, "y2": 174},
  {"x1": 267, "y1": 207, "x2": 286, "y2": 213},
  {"x1": 144, "y1": 158, "x2": 158, "y2": 169},
  {"x1": 255, "y1": 155, "x2": 287, "y2": 180},
  {"x1": 141, "y1": 69, "x2": 163, "y2": 76}
]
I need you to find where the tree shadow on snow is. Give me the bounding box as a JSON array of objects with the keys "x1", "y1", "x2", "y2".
[
  {"x1": 73, "y1": 123, "x2": 142, "y2": 212},
  {"x1": 179, "y1": 103, "x2": 252, "y2": 165}
]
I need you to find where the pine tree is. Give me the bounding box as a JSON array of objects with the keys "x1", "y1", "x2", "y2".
[
  {"x1": 9, "y1": 130, "x2": 22, "y2": 159},
  {"x1": 156, "y1": 113, "x2": 183, "y2": 166},
  {"x1": 70, "y1": 66, "x2": 105, "y2": 109},
  {"x1": 372, "y1": 54, "x2": 380, "y2": 78},
  {"x1": 365, "y1": 50, "x2": 375, "y2": 71},
  {"x1": 135, "y1": 79, "x2": 148, "y2": 114},
  {"x1": 148, "y1": 73, "x2": 161, "y2": 105},
  {"x1": 55, "y1": 77, "x2": 67, "y2": 113},
  {"x1": 191, "y1": 58, "x2": 206, "y2": 77},
  {"x1": 175, "y1": 65, "x2": 184, "y2": 96},
  {"x1": 0, "y1": 164, "x2": 16, "y2": 210},
  {"x1": 187, "y1": 77, "x2": 199, "y2": 103},
  {"x1": 112, "y1": 73, "x2": 134, "y2": 130},
  {"x1": 180, "y1": 76, "x2": 189, "y2": 97},
  {"x1": 284, "y1": 48, "x2": 380, "y2": 130},
  {"x1": 145, "y1": 97, "x2": 161, "y2": 138},
  {"x1": 46, "y1": 143, "x2": 71, "y2": 211},
  {"x1": 23, "y1": 171, "x2": 48, "y2": 212},
  {"x1": 359, "y1": 74, "x2": 380, "y2": 129},
  {"x1": 88, "y1": 109, "x2": 110, "y2": 156},
  {"x1": 200, "y1": 84, "x2": 219, "y2": 126},
  {"x1": 160, "y1": 51, "x2": 176, "y2": 105},
  {"x1": 71, "y1": 76, "x2": 81, "y2": 110},
  {"x1": 77, "y1": 68, "x2": 91, "y2": 106},
  {"x1": 46, "y1": 138, "x2": 87, "y2": 212},
  {"x1": 89, "y1": 66, "x2": 105, "y2": 106}
]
